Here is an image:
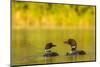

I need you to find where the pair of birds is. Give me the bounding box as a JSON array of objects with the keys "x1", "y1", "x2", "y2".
[{"x1": 44, "y1": 39, "x2": 86, "y2": 57}]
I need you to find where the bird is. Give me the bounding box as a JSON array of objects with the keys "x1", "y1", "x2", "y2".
[
  {"x1": 44, "y1": 42, "x2": 59, "y2": 57},
  {"x1": 64, "y1": 38, "x2": 86, "y2": 56},
  {"x1": 45, "y1": 42, "x2": 56, "y2": 50}
]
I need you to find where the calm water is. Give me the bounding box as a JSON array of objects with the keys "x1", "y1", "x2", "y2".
[{"x1": 12, "y1": 28, "x2": 95, "y2": 65}]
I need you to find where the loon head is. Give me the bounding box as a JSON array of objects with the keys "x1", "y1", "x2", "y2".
[
  {"x1": 45, "y1": 42, "x2": 56, "y2": 50},
  {"x1": 64, "y1": 39, "x2": 77, "y2": 46}
]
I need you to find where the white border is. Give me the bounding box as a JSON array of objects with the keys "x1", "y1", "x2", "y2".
[
  {"x1": 0, "y1": 0, "x2": 10, "y2": 67},
  {"x1": 0, "y1": 0, "x2": 100, "y2": 67},
  {"x1": 16, "y1": 0, "x2": 96, "y2": 5}
]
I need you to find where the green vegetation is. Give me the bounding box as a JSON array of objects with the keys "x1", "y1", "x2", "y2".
[{"x1": 12, "y1": 2, "x2": 95, "y2": 28}]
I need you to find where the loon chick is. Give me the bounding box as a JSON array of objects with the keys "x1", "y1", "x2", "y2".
[{"x1": 64, "y1": 39, "x2": 86, "y2": 56}]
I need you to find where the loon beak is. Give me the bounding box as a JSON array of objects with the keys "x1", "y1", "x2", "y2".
[
  {"x1": 64, "y1": 41, "x2": 68, "y2": 44},
  {"x1": 52, "y1": 45, "x2": 56, "y2": 47}
]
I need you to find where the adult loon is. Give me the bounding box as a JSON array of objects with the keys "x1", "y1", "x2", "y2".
[
  {"x1": 64, "y1": 39, "x2": 86, "y2": 56},
  {"x1": 44, "y1": 42, "x2": 58, "y2": 57}
]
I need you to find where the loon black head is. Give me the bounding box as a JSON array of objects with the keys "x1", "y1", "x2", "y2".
[
  {"x1": 45, "y1": 42, "x2": 56, "y2": 50},
  {"x1": 64, "y1": 39, "x2": 77, "y2": 46},
  {"x1": 64, "y1": 39, "x2": 77, "y2": 51}
]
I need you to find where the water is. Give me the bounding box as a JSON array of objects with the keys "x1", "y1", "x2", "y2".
[{"x1": 12, "y1": 28, "x2": 95, "y2": 65}]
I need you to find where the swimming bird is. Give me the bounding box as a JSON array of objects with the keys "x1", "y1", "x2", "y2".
[
  {"x1": 64, "y1": 39, "x2": 86, "y2": 56},
  {"x1": 44, "y1": 43, "x2": 59, "y2": 57}
]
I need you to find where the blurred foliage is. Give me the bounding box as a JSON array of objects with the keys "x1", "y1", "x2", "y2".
[{"x1": 12, "y1": 1, "x2": 96, "y2": 29}]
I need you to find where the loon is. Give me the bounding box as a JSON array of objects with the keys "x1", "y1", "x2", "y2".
[
  {"x1": 64, "y1": 39, "x2": 86, "y2": 56},
  {"x1": 44, "y1": 42, "x2": 59, "y2": 57}
]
